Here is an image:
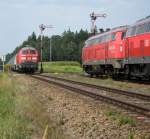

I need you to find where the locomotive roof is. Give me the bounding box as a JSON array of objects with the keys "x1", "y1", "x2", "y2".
[
  {"x1": 134, "y1": 16, "x2": 150, "y2": 26},
  {"x1": 87, "y1": 25, "x2": 128, "y2": 41},
  {"x1": 20, "y1": 47, "x2": 36, "y2": 51}
]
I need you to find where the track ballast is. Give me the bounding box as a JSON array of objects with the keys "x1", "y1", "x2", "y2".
[{"x1": 31, "y1": 74, "x2": 150, "y2": 121}]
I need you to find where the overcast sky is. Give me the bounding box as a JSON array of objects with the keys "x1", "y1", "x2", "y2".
[{"x1": 0, "y1": 0, "x2": 149, "y2": 54}]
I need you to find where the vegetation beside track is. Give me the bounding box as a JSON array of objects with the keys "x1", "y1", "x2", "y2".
[
  {"x1": 105, "y1": 110, "x2": 136, "y2": 126},
  {"x1": 0, "y1": 73, "x2": 67, "y2": 139},
  {"x1": 0, "y1": 73, "x2": 32, "y2": 138},
  {"x1": 42, "y1": 61, "x2": 83, "y2": 73}
]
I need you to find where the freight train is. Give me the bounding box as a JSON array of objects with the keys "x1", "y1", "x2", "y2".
[
  {"x1": 8, "y1": 47, "x2": 39, "y2": 73},
  {"x1": 82, "y1": 16, "x2": 150, "y2": 80}
]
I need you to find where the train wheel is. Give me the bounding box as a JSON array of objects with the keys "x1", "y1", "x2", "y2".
[
  {"x1": 90, "y1": 73, "x2": 93, "y2": 78},
  {"x1": 112, "y1": 73, "x2": 120, "y2": 80},
  {"x1": 96, "y1": 74, "x2": 99, "y2": 78}
]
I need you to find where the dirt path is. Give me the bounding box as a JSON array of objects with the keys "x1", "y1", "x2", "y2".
[{"x1": 15, "y1": 74, "x2": 150, "y2": 139}]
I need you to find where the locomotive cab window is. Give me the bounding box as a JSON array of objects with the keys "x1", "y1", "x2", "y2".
[
  {"x1": 121, "y1": 32, "x2": 126, "y2": 40},
  {"x1": 22, "y1": 50, "x2": 28, "y2": 54},
  {"x1": 30, "y1": 50, "x2": 36, "y2": 54}
]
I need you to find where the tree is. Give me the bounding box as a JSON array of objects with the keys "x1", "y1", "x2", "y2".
[{"x1": 6, "y1": 29, "x2": 90, "y2": 63}]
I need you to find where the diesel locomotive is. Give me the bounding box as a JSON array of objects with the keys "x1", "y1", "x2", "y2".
[
  {"x1": 8, "y1": 47, "x2": 39, "y2": 73},
  {"x1": 82, "y1": 16, "x2": 150, "y2": 80}
]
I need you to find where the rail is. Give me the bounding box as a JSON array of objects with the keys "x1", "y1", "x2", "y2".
[{"x1": 31, "y1": 74, "x2": 150, "y2": 118}]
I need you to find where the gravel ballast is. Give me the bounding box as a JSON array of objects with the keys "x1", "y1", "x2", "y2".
[{"x1": 16, "y1": 74, "x2": 150, "y2": 139}]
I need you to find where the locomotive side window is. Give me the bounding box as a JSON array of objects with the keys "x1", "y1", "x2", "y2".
[
  {"x1": 130, "y1": 26, "x2": 136, "y2": 36},
  {"x1": 126, "y1": 26, "x2": 136, "y2": 37},
  {"x1": 99, "y1": 34, "x2": 110, "y2": 43},
  {"x1": 126, "y1": 28, "x2": 132, "y2": 37},
  {"x1": 99, "y1": 36, "x2": 103, "y2": 43},
  {"x1": 101, "y1": 35, "x2": 105, "y2": 43},
  {"x1": 22, "y1": 50, "x2": 28, "y2": 54},
  {"x1": 111, "y1": 33, "x2": 116, "y2": 41},
  {"x1": 136, "y1": 24, "x2": 146, "y2": 35},
  {"x1": 147, "y1": 22, "x2": 150, "y2": 32},
  {"x1": 30, "y1": 50, "x2": 36, "y2": 54},
  {"x1": 105, "y1": 34, "x2": 111, "y2": 42},
  {"x1": 136, "y1": 22, "x2": 150, "y2": 35},
  {"x1": 92, "y1": 38, "x2": 100, "y2": 45},
  {"x1": 121, "y1": 32, "x2": 126, "y2": 40},
  {"x1": 86, "y1": 38, "x2": 100, "y2": 46}
]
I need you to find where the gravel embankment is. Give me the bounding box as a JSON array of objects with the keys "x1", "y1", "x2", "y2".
[{"x1": 16, "y1": 74, "x2": 150, "y2": 139}]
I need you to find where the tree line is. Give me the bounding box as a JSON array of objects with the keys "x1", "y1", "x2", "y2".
[
  {"x1": 6, "y1": 29, "x2": 92, "y2": 63},
  {"x1": 6, "y1": 28, "x2": 109, "y2": 63}
]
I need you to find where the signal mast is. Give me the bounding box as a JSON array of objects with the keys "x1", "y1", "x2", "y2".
[
  {"x1": 39, "y1": 24, "x2": 53, "y2": 73},
  {"x1": 90, "y1": 12, "x2": 107, "y2": 34}
]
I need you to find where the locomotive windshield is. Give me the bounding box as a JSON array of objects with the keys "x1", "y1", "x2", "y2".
[
  {"x1": 30, "y1": 50, "x2": 36, "y2": 54},
  {"x1": 22, "y1": 50, "x2": 28, "y2": 54}
]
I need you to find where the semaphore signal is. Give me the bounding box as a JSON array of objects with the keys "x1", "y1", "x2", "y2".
[
  {"x1": 39, "y1": 24, "x2": 54, "y2": 73},
  {"x1": 90, "y1": 12, "x2": 107, "y2": 34}
]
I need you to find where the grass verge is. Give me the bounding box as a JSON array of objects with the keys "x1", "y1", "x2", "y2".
[
  {"x1": 41, "y1": 61, "x2": 83, "y2": 73},
  {"x1": 0, "y1": 73, "x2": 67, "y2": 139},
  {"x1": 105, "y1": 110, "x2": 136, "y2": 126},
  {"x1": 0, "y1": 73, "x2": 32, "y2": 138}
]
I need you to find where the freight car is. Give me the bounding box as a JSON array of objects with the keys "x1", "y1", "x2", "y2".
[
  {"x1": 8, "y1": 47, "x2": 39, "y2": 73},
  {"x1": 82, "y1": 16, "x2": 150, "y2": 80}
]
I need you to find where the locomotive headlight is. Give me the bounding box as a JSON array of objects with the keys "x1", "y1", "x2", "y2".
[
  {"x1": 32, "y1": 57, "x2": 37, "y2": 60},
  {"x1": 21, "y1": 57, "x2": 26, "y2": 60}
]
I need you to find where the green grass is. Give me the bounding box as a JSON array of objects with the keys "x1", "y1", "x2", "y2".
[
  {"x1": 0, "y1": 73, "x2": 68, "y2": 139},
  {"x1": 106, "y1": 111, "x2": 136, "y2": 126},
  {"x1": 41, "y1": 61, "x2": 83, "y2": 73},
  {"x1": 128, "y1": 130, "x2": 134, "y2": 139},
  {"x1": 0, "y1": 73, "x2": 32, "y2": 139}
]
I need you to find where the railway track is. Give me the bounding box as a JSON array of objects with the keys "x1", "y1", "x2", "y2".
[
  {"x1": 83, "y1": 74, "x2": 150, "y2": 85},
  {"x1": 40, "y1": 74, "x2": 150, "y2": 101},
  {"x1": 31, "y1": 74, "x2": 150, "y2": 120}
]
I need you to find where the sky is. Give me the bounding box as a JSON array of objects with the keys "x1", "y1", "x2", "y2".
[{"x1": 0, "y1": 0, "x2": 150, "y2": 54}]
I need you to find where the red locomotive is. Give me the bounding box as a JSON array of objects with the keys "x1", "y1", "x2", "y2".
[
  {"x1": 8, "y1": 47, "x2": 39, "y2": 73},
  {"x1": 82, "y1": 26, "x2": 128, "y2": 77},
  {"x1": 82, "y1": 16, "x2": 150, "y2": 79},
  {"x1": 125, "y1": 16, "x2": 150, "y2": 79}
]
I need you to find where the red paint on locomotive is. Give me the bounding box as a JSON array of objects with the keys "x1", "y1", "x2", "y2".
[
  {"x1": 82, "y1": 26, "x2": 128, "y2": 76},
  {"x1": 9, "y1": 47, "x2": 39, "y2": 73},
  {"x1": 82, "y1": 16, "x2": 150, "y2": 79}
]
